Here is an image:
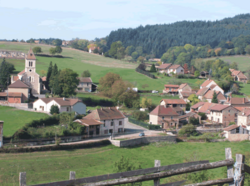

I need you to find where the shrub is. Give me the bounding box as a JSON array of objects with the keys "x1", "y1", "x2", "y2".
[
  {"x1": 186, "y1": 103, "x2": 191, "y2": 111},
  {"x1": 189, "y1": 117, "x2": 200, "y2": 125},
  {"x1": 198, "y1": 113, "x2": 207, "y2": 120},
  {"x1": 229, "y1": 122, "x2": 235, "y2": 126},
  {"x1": 132, "y1": 111, "x2": 148, "y2": 121},
  {"x1": 50, "y1": 105, "x2": 59, "y2": 115},
  {"x1": 178, "y1": 124, "x2": 197, "y2": 137}
]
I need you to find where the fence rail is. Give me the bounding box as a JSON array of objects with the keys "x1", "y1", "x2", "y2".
[{"x1": 19, "y1": 148, "x2": 248, "y2": 186}]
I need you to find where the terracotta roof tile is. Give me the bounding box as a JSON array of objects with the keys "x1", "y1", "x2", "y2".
[
  {"x1": 200, "y1": 79, "x2": 215, "y2": 88},
  {"x1": 18, "y1": 70, "x2": 25, "y2": 75},
  {"x1": 74, "y1": 118, "x2": 103, "y2": 126},
  {"x1": 209, "y1": 104, "x2": 230, "y2": 111},
  {"x1": 150, "y1": 105, "x2": 180, "y2": 116},
  {"x1": 224, "y1": 125, "x2": 239, "y2": 131},
  {"x1": 8, "y1": 80, "x2": 29, "y2": 88},
  {"x1": 41, "y1": 76, "x2": 47, "y2": 81},
  {"x1": 169, "y1": 64, "x2": 182, "y2": 70},
  {"x1": 198, "y1": 102, "x2": 217, "y2": 113},
  {"x1": 196, "y1": 87, "x2": 210, "y2": 96},
  {"x1": 26, "y1": 48, "x2": 36, "y2": 60},
  {"x1": 230, "y1": 98, "x2": 250, "y2": 104},
  {"x1": 157, "y1": 63, "x2": 172, "y2": 69},
  {"x1": 38, "y1": 98, "x2": 83, "y2": 106},
  {"x1": 203, "y1": 90, "x2": 226, "y2": 100},
  {"x1": 84, "y1": 107, "x2": 125, "y2": 120},
  {"x1": 191, "y1": 102, "x2": 205, "y2": 109},
  {"x1": 238, "y1": 108, "x2": 250, "y2": 116},
  {"x1": 180, "y1": 91, "x2": 196, "y2": 98},
  {"x1": 164, "y1": 84, "x2": 179, "y2": 88},
  {"x1": 178, "y1": 83, "x2": 187, "y2": 89},
  {"x1": 178, "y1": 112, "x2": 200, "y2": 119},
  {"x1": 78, "y1": 77, "x2": 92, "y2": 83},
  {"x1": 161, "y1": 99, "x2": 186, "y2": 104}
]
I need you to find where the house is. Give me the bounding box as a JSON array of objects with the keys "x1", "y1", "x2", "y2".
[
  {"x1": 8, "y1": 80, "x2": 30, "y2": 103},
  {"x1": 84, "y1": 107, "x2": 126, "y2": 135},
  {"x1": 230, "y1": 69, "x2": 248, "y2": 83},
  {"x1": 207, "y1": 104, "x2": 239, "y2": 127},
  {"x1": 200, "y1": 71, "x2": 209, "y2": 78},
  {"x1": 196, "y1": 87, "x2": 210, "y2": 100},
  {"x1": 163, "y1": 85, "x2": 179, "y2": 94},
  {"x1": 179, "y1": 91, "x2": 196, "y2": 102},
  {"x1": 149, "y1": 105, "x2": 180, "y2": 129},
  {"x1": 178, "y1": 112, "x2": 201, "y2": 126},
  {"x1": 33, "y1": 97, "x2": 86, "y2": 114},
  {"x1": 77, "y1": 77, "x2": 93, "y2": 92},
  {"x1": 167, "y1": 65, "x2": 184, "y2": 75},
  {"x1": 74, "y1": 118, "x2": 104, "y2": 137},
  {"x1": 209, "y1": 84, "x2": 224, "y2": 94},
  {"x1": 156, "y1": 63, "x2": 172, "y2": 73},
  {"x1": 237, "y1": 108, "x2": 250, "y2": 130},
  {"x1": 203, "y1": 90, "x2": 226, "y2": 103},
  {"x1": 178, "y1": 83, "x2": 192, "y2": 93},
  {"x1": 196, "y1": 102, "x2": 217, "y2": 114},
  {"x1": 226, "y1": 97, "x2": 250, "y2": 107},
  {"x1": 200, "y1": 79, "x2": 217, "y2": 89},
  {"x1": 191, "y1": 102, "x2": 206, "y2": 112},
  {"x1": 160, "y1": 99, "x2": 187, "y2": 109},
  {"x1": 62, "y1": 41, "x2": 70, "y2": 46},
  {"x1": 220, "y1": 125, "x2": 249, "y2": 141},
  {"x1": 0, "y1": 121, "x2": 3, "y2": 147}
]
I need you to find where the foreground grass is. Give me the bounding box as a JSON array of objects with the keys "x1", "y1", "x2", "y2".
[
  {"x1": 0, "y1": 141, "x2": 249, "y2": 185},
  {"x1": 0, "y1": 106, "x2": 48, "y2": 137}
]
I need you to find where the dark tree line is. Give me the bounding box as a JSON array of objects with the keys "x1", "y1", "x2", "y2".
[{"x1": 105, "y1": 14, "x2": 250, "y2": 57}]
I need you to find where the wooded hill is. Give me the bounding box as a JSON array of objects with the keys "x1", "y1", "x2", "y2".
[{"x1": 106, "y1": 14, "x2": 250, "y2": 57}]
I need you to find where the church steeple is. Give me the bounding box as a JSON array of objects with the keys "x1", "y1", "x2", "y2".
[{"x1": 25, "y1": 48, "x2": 36, "y2": 73}]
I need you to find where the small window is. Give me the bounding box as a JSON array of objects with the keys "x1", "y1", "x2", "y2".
[
  {"x1": 235, "y1": 113, "x2": 237, "y2": 117},
  {"x1": 111, "y1": 121, "x2": 114, "y2": 126},
  {"x1": 162, "y1": 116, "x2": 164, "y2": 120},
  {"x1": 103, "y1": 120, "x2": 105, "y2": 127},
  {"x1": 67, "y1": 107, "x2": 69, "y2": 111},
  {"x1": 119, "y1": 121, "x2": 122, "y2": 125}
]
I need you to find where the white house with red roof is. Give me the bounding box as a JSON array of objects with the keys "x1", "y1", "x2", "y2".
[
  {"x1": 160, "y1": 99, "x2": 187, "y2": 109},
  {"x1": 167, "y1": 64, "x2": 184, "y2": 75}
]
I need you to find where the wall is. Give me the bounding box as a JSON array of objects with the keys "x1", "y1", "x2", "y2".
[
  {"x1": 212, "y1": 86, "x2": 224, "y2": 94},
  {"x1": 149, "y1": 114, "x2": 158, "y2": 125},
  {"x1": 0, "y1": 101, "x2": 29, "y2": 108},
  {"x1": 110, "y1": 136, "x2": 176, "y2": 147},
  {"x1": 77, "y1": 82, "x2": 92, "y2": 92},
  {"x1": 222, "y1": 107, "x2": 238, "y2": 126},
  {"x1": 228, "y1": 134, "x2": 249, "y2": 141},
  {"x1": 22, "y1": 71, "x2": 41, "y2": 94},
  {"x1": 8, "y1": 88, "x2": 29, "y2": 101},
  {"x1": 8, "y1": 97, "x2": 21, "y2": 103},
  {"x1": 33, "y1": 99, "x2": 47, "y2": 112},
  {"x1": 238, "y1": 115, "x2": 249, "y2": 126},
  {"x1": 100, "y1": 118, "x2": 125, "y2": 135}
]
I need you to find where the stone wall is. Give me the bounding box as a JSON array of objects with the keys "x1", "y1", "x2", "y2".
[
  {"x1": 0, "y1": 101, "x2": 29, "y2": 108},
  {"x1": 110, "y1": 136, "x2": 176, "y2": 147},
  {"x1": 228, "y1": 134, "x2": 249, "y2": 142}
]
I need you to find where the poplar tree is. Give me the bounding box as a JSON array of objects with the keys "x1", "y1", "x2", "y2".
[{"x1": 0, "y1": 58, "x2": 10, "y2": 89}]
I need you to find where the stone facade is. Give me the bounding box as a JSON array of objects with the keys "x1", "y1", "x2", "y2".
[
  {"x1": 77, "y1": 82, "x2": 92, "y2": 92},
  {"x1": 8, "y1": 87, "x2": 29, "y2": 102},
  {"x1": 0, "y1": 121, "x2": 3, "y2": 148}
]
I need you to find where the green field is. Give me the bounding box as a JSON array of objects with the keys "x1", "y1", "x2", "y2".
[
  {"x1": 0, "y1": 106, "x2": 48, "y2": 137},
  {"x1": 140, "y1": 94, "x2": 179, "y2": 105},
  {"x1": 0, "y1": 141, "x2": 249, "y2": 185}
]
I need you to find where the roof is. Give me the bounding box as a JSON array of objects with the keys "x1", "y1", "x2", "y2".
[
  {"x1": 203, "y1": 90, "x2": 225, "y2": 100},
  {"x1": 38, "y1": 98, "x2": 83, "y2": 106},
  {"x1": 26, "y1": 48, "x2": 36, "y2": 60},
  {"x1": 237, "y1": 72, "x2": 248, "y2": 80},
  {"x1": 78, "y1": 77, "x2": 92, "y2": 83},
  {"x1": 180, "y1": 91, "x2": 196, "y2": 98},
  {"x1": 8, "y1": 92, "x2": 22, "y2": 97},
  {"x1": 238, "y1": 108, "x2": 250, "y2": 117},
  {"x1": 179, "y1": 83, "x2": 188, "y2": 89},
  {"x1": 191, "y1": 102, "x2": 205, "y2": 109},
  {"x1": 41, "y1": 76, "x2": 47, "y2": 81},
  {"x1": 178, "y1": 112, "x2": 200, "y2": 119},
  {"x1": 8, "y1": 80, "x2": 29, "y2": 88},
  {"x1": 224, "y1": 125, "x2": 239, "y2": 131},
  {"x1": 13, "y1": 76, "x2": 19, "y2": 81},
  {"x1": 18, "y1": 70, "x2": 25, "y2": 75},
  {"x1": 200, "y1": 79, "x2": 215, "y2": 88},
  {"x1": 196, "y1": 87, "x2": 210, "y2": 96},
  {"x1": 150, "y1": 105, "x2": 180, "y2": 116},
  {"x1": 173, "y1": 107, "x2": 184, "y2": 112},
  {"x1": 74, "y1": 118, "x2": 103, "y2": 126},
  {"x1": 84, "y1": 107, "x2": 125, "y2": 120},
  {"x1": 169, "y1": 64, "x2": 182, "y2": 70},
  {"x1": 157, "y1": 63, "x2": 172, "y2": 69},
  {"x1": 230, "y1": 98, "x2": 250, "y2": 105},
  {"x1": 198, "y1": 102, "x2": 217, "y2": 113},
  {"x1": 209, "y1": 84, "x2": 217, "y2": 89},
  {"x1": 231, "y1": 69, "x2": 241, "y2": 76},
  {"x1": 160, "y1": 99, "x2": 186, "y2": 105},
  {"x1": 209, "y1": 104, "x2": 230, "y2": 111},
  {"x1": 164, "y1": 84, "x2": 179, "y2": 88}
]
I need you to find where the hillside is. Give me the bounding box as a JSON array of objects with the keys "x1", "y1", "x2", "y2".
[{"x1": 106, "y1": 14, "x2": 250, "y2": 57}]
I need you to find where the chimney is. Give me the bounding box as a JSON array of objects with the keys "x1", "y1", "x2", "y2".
[
  {"x1": 227, "y1": 96, "x2": 230, "y2": 102},
  {"x1": 63, "y1": 97, "x2": 65, "y2": 101}
]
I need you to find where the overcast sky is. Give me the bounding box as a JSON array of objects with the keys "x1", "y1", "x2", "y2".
[{"x1": 0, "y1": 0, "x2": 249, "y2": 41}]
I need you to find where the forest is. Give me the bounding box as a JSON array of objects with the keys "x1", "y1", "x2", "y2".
[{"x1": 105, "y1": 14, "x2": 250, "y2": 57}]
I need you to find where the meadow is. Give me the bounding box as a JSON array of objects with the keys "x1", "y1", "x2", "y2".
[
  {"x1": 0, "y1": 141, "x2": 249, "y2": 185},
  {"x1": 0, "y1": 106, "x2": 48, "y2": 137}
]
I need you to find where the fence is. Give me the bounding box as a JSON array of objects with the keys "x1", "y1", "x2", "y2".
[
  {"x1": 19, "y1": 147, "x2": 249, "y2": 186},
  {"x1": 135, "y1": 68, "x2": 156, "y2": 79}
]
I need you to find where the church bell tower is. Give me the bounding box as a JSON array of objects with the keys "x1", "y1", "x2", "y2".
[{"x1": 25, "y1": 48, "x2": 36, "y2": 73}]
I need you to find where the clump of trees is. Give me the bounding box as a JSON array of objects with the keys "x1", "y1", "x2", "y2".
[
  {"x1": 132, "y1": 111, "x2": 148, "y2": 121},
  {"x1": 98, "y1": 72, "x2": 140, "y2": 108},
  {"x1": 49, "y1": 46, "x2": 63, "y2": 55},
  {"x1": 0, "y1": 58, "x2": 15, "y2": 89},
  {"x1": 33, "y1": 47, "x2": 42, "y2": 54},
  {"x1": 81, "y1": 70, "x2": 91, "y2": 77}
]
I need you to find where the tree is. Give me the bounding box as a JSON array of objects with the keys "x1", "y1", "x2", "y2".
[
  {"x1": 93, "y1": 47, "x2": 99, "y2": 54},
  {"x1": 211, "y1": 91, "x2": 218, "y2": 103},
  {"x1": 50, "y1": 105, "x2": 59, "y2": 115},
  {"x1": 81, "y1": 70, "x2": 91, "y2": 77},
  {"x1": 188, "y1": 94, "x2": 199, "y2": 105},
  {"x1": 132, "y1": 111, "x2": 148, "y2": 121},
  {"x1": 49, "y1": 47, "x2": 56, "y2": 55},
  {"x1": 131, "y1": 52, "x2": 139, "y2": 61},
  {"x1": 137, "y1": 56, "x2": 144, "y2": 63},
  {"x1": 0, "y1": 58, "x2": 10, "y2": 89},
  {"x1": 194, "y1": 70, "x2": 200, "y2": 78},
  {"x1": 99, "y1": 72, "x2": 121, "y2": 97},
  {"x1": 40, "y1": 70, "x2": 47, "y2": 76},
  {"x1": 186, "y1": 103, "x2": 191, "y2": 111},
  {"x1": 33, "y1": 47, "x2": 42, "y2": 54},
  {"x1": 245, "y1": 45, "x2": 250, "y2": 55},
  {"x1": 150, "y1": 64, "x2": 156, "y2": 72},
  {"x1": 178, "y1": 124, "x2": 197, "y2": 137},
  {"x1": 140, "y1": 97, "x2": 152, "y2": 108},
  {"x1": 58, "y1": 68, "x2": 79, "y2": 97},
  {"x1": 53, "y1": 39, "x2": 62, "y2": 46},
  {"x1": 46, "y1": 61, "x2": 53, "y2": 90},
  {"x1": 189, "y1": 117, "x2": 199, "y2": 125},
  {"x1": 230, "y1": 62, "x2": 238, "y2": 70},
  {"x1": 183, "y1": 63, "x2": 189, "y2": 74},
  {"x1": 231, "y1": 83, "x2": 239, "y2": 93},
  {"x1": 125, "y1": 46, "x2": 135, "y2": 56},
  {"x1": 55, "y1": 46, "x2": 62, "y2": 54}
]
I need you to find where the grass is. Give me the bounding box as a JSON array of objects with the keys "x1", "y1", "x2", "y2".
[
  {"x1": 0, "y1": 141, "x2": 249, "y2": 185},
  {"x1": 0, "y1": 106, "x2": 48, "y2": 137},
  {"x1": 140, "y1": 93, "x2": 179, "y2": 105}
]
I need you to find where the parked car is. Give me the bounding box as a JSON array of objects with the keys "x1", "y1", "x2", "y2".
[
  {"x1": 139, "y1": 132, "x2": 145, "y2": 137},
  {"x1": 152, "y1": 90, "x2": 158, "y2": 93}
]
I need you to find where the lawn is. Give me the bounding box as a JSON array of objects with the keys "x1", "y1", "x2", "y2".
[
  {"x1": 0, "y1": 141, "x2": 249, "y2": 185},
  {"x1": 140, "y1": 93, "x2": 179, "y2": 105},
  {"x1": 0, "y1": 106, "x2": 48, "y2": 137}
]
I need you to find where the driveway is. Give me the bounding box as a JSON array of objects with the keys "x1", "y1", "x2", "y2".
[{"x1": 124, "y1": 121, "x2": 148, "y2": 133}]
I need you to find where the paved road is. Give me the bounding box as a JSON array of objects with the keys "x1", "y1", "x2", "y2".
[{"x1": 124, "y1": 121, "x2": 148, "y2": 133}]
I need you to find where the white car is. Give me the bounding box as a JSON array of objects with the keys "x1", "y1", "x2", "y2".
[{"x1": 152, "y1": 90, "x2": 158, "y2": 93}]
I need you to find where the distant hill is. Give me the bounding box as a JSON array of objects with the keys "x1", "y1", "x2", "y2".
[{"x1": 106, "y1": 14, "x2": 250, "y2": 57}]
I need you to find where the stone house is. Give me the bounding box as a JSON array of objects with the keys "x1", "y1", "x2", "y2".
[
  {"x1": 77, "y1": 77, "x2": 93, "y2": 92},
  {"x1": 196, "y1": 87, "x2": 210, "y2": 100},
  {"x1": 200, "y1": 79, "x2": 217, "y2": 89},
  {"x1": 162, "y1": 85, "x2": 179, "y2": 94},
  {"x1": 8, "y1": 80, "x2": 30, "y2": 103},
  {"x1": 203, "y1": 90, "x2": 226, "y2": 103},
  {"x1": 190, "y1": 102, "x2": 206, "y2": 112},
  {"x1": 178, "y1": 112, "x2": 201, "y2": 126},
  {"x1": 221, "y1": 125, "x2": 249, "y2": 141},
  {"x1": 225, "y1": 97, "x2": 250, "y2": 107},
  {"x1": 84, "y1": 107, "x2": 126, "y2": 135},
  {"x1": 230, "y1": 69, "x2": 248, "y2": 83},
  {"x1": 237, "y1": 108, "x2": 250, "y2": 130},
  {"x1": 207, "y1": 104, "x2": 239, "y2": 127},
  {"x1": 156, "y1": 63, "x2": 172, "y2": 73},
  {"x1": 179, "y1": 91, "x2": 196, "y2": 102},
  {"x1": 0, "y1": 121, "x2": 3, "y2": 147},
  {"x1": 178, "y1": 83, "x2": 192, "y2": 93},
  {"x1": 74, "y1": 118, "x2": 104, "y2": 137},
  {"x1": 33, "y1": 98, "x2": 86, "y2": 115},
  {"x1": 160, "y1": 99, "x2": 187, "y2": 109}
]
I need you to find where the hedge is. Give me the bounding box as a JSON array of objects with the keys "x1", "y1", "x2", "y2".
[
  {"x1": 128, "y1": 117, "x2": 161, "y2": 130},
  {"x1": 135, "y1": 68, "x2": 156, "y2": 79}
]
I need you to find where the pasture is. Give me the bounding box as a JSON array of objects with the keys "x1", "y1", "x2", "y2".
[{"x1": 0, "y1": 141, "x2": 249, "y2": 185}]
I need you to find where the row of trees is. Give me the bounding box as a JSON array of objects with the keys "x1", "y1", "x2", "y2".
[
  {"x1": 49, "y1": 46, "x2": 63, "y2": 55},
  {"x1": 0, "y1": 58, "x2": 15, "y2": 89},
  {"x1": 26, "y1": 38, "x2": 63, "y2": 46}
]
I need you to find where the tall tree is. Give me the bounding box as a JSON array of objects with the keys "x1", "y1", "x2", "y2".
[
  {"x1": 55, "y1": 46, "x2": 62, "y2": 54},
  {"x1": 46, "y1": 61, "x2": 53, "y2": 90},
  {"x1": 49, "y1": 64, "x2": 59, "y2": 92},
  {"x1": 0, "y1": 58, "x2": 10, "y2": 89},
  {"x1": 212, "y1": 91, "x2": 218, "y2": 103},
  {"x1": 150, "y1": 64, "x2": 156, "y2": 72}
]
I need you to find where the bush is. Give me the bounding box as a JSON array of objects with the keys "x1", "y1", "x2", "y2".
[
  {"x1": 178, "y1": 124, "x2": 197, "y2": 137},
  {"x1": 189, "y1": 117, "x2": 200, "y2": 125},
  {"x1": 132, "y1": 111, "x2": 148, "y2": 121},
  {"x1": 186, "y1": 103, "x2": 190, "y2": 111},
  {"x1": 50, "y1": 105, "x2": 59, "y2": 115},
  {"x1": 198, "y1": 113, "x2": 207, "y2": 120},
  {"x1": 229, "y1": 122, "x2": 235, "y2": 126},
  {"x1": 128, "y1": 117, "x2": 161, "y2": 130}
]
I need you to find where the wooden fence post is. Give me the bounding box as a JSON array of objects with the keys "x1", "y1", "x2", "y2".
[
  {"x1": 154, "y1": 160, "x2": 161, "y2": 186},
  {"x1": 225, "y1": 148, "x2": 235, "y2": 186},
  {"x1": 19, "y1": 172, "x2": 26, "y2": 186},
  {"x1": 70, "y1": 171, "x2": 76, "y2": 180},
  {"x1": 236, "y1": 154, "x2": 244, "y2": 186}
]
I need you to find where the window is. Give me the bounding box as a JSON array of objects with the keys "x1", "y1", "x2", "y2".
[
  {"x1": 119, "y1": 121, "x2": 122, "y2": 125},
  {"x1": 87, "y1": 83, "x2": 89, "y2": 86},
  {"x1": 162, "y1": 116, "x2": 164, "y2": 120},
  {"x1": 228, "y1": 110, "x2": 230, "y2": 113},
  {"x1": 235, "y1": 113, "x2": 237, "y2": 117},
  {"x1": 180, "y1": 104, "x2": 182, "y2": 107},
  {"x1": 171, "y1": 116, "x2": 173, "y2": 120},
  {"x1": 28, "y1": 77, "x2": 31, "y2": 82},
  {"x1": 67, "y1": 107, "x2": 69, "y2": 111},
  {"x1": 103, "y1": 120, "x2": 105, "y2": 127},
  {"x1": 118, "y1": 128, "x2": 123, "y2": 133},
  {"x1": 111, "y1": 120, "x2": 114, "y2": 126}
]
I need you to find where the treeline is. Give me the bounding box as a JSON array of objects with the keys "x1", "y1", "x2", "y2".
[
  {"x1": 161, "y1": 35, "x2": 250, "y2": 66},
  {"x1": 26, "y1": 38, "x2": 63, "y2": 46},
  {"x1": 105, "y1": 14, "x2": 250, "y2": 57}
]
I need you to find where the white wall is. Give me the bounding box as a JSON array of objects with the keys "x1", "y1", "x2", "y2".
[
  {"x1": 33, "y1": 99, "x2": 48, "y2": 112},
  {"x1": 149, "y1": 115, "x2": 158, "y2": 125},
  {"x1": 212, "y1": 86, "x2": 224, "y2": 94},
  {"x1": 100, "y1": 118, "x2": 125, "y2": 135}
]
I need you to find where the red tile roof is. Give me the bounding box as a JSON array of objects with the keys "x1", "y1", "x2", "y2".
[
  {"x1": 8, "y1": 80, "x2": 29, "y2": 88},
  {"x1": 178, "y1": 83, "x2": 188, "y2": 89},
  {"x1": 38, "y1": 98, "x2": 82, "y2": 106},
  {"x1": 178, "y1": 112, "x2": 200, "y2": 119},
  {"x1": 26, "y1": 48, "x2": 36, "y2": 60},
  {"x1": 84, "y1": 107, "x2": 125, "y2": 120},
  {"x1": 13, "y1": 76, "x2": 19, "y2": 81},
  {"x1": 196, "y1": 87, "x2": 210, "y2": 96},
  {"x1": 238, "y1": 108, "x2": 250, "y2": 116},
  {"x1": 224, "y1": 125, "x2": 239, "y2": 131},
  {"x1": 41, "y1": 76, "x2": 47, "y2": 81},
  {"x1": 231, "y1": 69, "x2": 241, "y2": 76},
  {"x1": 0, "y1": 92, "x2": 7, "y2": 97},
  {"x1": 164, "y1": 84, "x2": 179, "y2": 88},
  {"x1": 237, "y1": 72, "x2": 248, "y2": 80},
  {"x1": 169, "y1": 64, "x2": 182, "y2": 70},
  {"x1": 230, "y1": 98, "x2": 250, "y2": 104},
  {"x1": 203, "y1": 90, "x2": 226, "y2": 101},
  {"x1": 180, "y1": 91, "x2": 196, "y2": 98},
  {"x1": 78, "y1": 77, "x2": 92, "y2": 83},
  {"x1": 157, "y1": 63, "x2": 172, "y2": 69},
  {"x1": 160, "y1": 99, "x2": 186, "y2": 105},
  {"x1": 198, "y1": 102, "x2": 217, "y2": 113},
  {"x1": 200, "y1": 79, "x2": 216, "y2": 88},
  {"x1": 209, "y1": 104, "x2": 229, "y2": 111},
  {"x1": 150, "y1": 105, "x2": 180, "y2": 116},
  {"x1": 74, "y1": 118, "x2": 103, "y2": 126},
  {"x1": 191, "y1": 102, "x2": 205, "y2": 109},
  {"x1": 18, "y1": 70, "x2": 25, "y2": 75}
]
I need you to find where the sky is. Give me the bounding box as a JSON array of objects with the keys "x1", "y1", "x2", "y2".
[{"x1": 0, "y1": 0, "x2": 249, "y2": 41}]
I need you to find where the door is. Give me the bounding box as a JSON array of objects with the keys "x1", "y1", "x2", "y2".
[
  {"x1": 162, "y1": 123, "x2": 164, "y2": 128},
  {"x1": 96, "y1": 126, "x2": 100, "y2": 135}
]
